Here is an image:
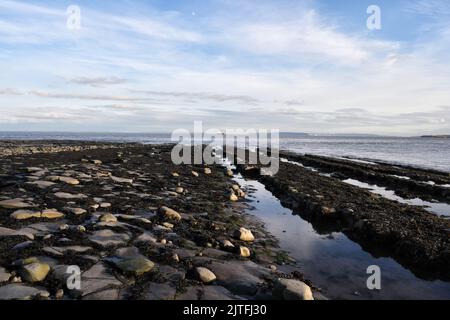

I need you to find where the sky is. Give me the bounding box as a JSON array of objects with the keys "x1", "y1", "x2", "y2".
[{"x1": 0, "y1": 0, "x2": 449, "y2": 135}]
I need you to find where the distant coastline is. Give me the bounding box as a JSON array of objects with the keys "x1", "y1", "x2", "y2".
[{"x1": 420, "y1": 135, "x2": 450, "y2": 139}]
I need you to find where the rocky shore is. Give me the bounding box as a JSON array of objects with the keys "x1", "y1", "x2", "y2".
[
  {"x1": 0, "y1": 142, "x2": 315, "y2": 300},
  {"x1": 234, "y1": 150, "x2": 450, "y2": 281}
]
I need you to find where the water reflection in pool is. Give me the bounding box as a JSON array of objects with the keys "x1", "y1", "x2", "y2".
[{"x1": 236, "y1": 176, "x2": 450, "y2": 300}]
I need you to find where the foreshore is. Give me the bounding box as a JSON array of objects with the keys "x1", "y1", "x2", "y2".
[
  {"x1": 0, "y1": 141, "x2": 449, "y2": 300},
  {"x1": 0, "y1": 141, "x2": 314, "y2": 300}
]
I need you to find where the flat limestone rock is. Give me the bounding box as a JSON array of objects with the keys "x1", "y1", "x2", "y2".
[
  {"x1": 82, "y1": 289, "x2": 120, "y2": 300},
  {"x1": 143, "y1": 282, "x2": 176, "y2": 300},
  {"x1": 109, "y1": 247, "x2": 156, "y2": 276},
  {"x1": 27, "y1": 181, "x2": 56, "y2": 189},
  {"x1": 0, "y1": 226, "x2": 35, "y2": 240},
  {"x1": 0, "y1": 284, "x2": 49, "y2": 300},
  {"x1": 0, "y1": 198, "x2": 34, "y2": 209},
  {"x1": 88, "y1": 229, "x2": 131, "y2": 248},
  {"x1": 81, "y1": 263, "x2": 123, "y2": 296},
  {"x1": 54, "y1": 192, "x2": 87, "y2": 200}
]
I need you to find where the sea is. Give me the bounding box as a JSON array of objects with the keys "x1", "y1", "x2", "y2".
[{"x1": 0, "y1": 132, "x2": 449, "y2": 172}]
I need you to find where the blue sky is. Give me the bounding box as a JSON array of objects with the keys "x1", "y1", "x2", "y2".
[{"x1": 0, "y1": 0, "x2": 449, "y2": 135}]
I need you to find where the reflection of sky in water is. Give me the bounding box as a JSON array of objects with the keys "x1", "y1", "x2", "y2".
[
  {"x1": 343, "y1": 179, "x2": 450, "y2": 217},
  {"x1": 238, "y1": 177, "x2": 450, "y2": 300}
]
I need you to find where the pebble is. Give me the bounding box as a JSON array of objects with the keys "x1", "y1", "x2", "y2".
[
  {"x1": 175, "y1": 187, "x2": 184, "y2": 194},
  {"x1": 191, "y1": 171, "x2": 199, "y2": 177},
  {"x1": 19, "y1": 262, "x2": 51, "y2": 283},
  {"x1": 226, "y1": 169, "x2": 234, "y2": 177},
  {"x1": 99, "y1": 213, "x2": 118, "y2": 223},
  {"x1": 229, "y1": 193, "x2": 239, "y2": 202},
  {"x1": 204, "y1": 168, "x2": 212, "y2": 175},
  {"x1": 111, "y1": 176, "x2": 133, "y2": 184},
  {"x1": 159, "y1": 206, "x2": 182, "y2": 222},
  {"x1": 222, "y1": 240, "x2": 235, "y2": 250},
  {"x1": 69, "y1": 208, "x2": 87, "y2": 215},
  {"x1": 195, "y1": 267, "x2": 216, "y2": 283},
  {"x1": 234, "y1": 227, "x2": 255, "y2": 242},
  {"x1": 59, "y1": 224, "x2": 70, "y2": 231},
  {"x1": 55, "y1": 289, "x2": 64, "y2": 300},
  {"x1": 239, "y1": 246, "x2": 251, "y2": 258},
  {"x1": 58, "y1": 176, "x2": 80, "y2": 185}
]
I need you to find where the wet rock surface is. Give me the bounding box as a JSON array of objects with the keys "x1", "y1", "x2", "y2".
[{"x1": 0, "y1": 142, "x2": 302, "y2": 300}]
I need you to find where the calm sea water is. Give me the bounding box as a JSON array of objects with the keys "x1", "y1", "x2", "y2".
[{"x1": 0, "y1": 132, "x2": 449, "y2": 172}]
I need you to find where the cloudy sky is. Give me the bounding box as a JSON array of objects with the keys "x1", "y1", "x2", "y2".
[{"x1": 0, "y1": 0, "x2": 449, "y2": 135}]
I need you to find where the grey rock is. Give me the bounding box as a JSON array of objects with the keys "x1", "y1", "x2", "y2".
[
  {"x1": 88, "y1": 229, "x2": 130, "y2": 248},
  {"x1": 273, "y1": 278, "x2": 314, "y2": 300},
  {"x1": 0, "y1": 284, "x2": 49, "y2": 300}
]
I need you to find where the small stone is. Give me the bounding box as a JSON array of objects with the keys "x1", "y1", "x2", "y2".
[
  {"x1": 69, "y1": 208, "x2": 87, "y2": 215},
  {"x1": 41, "y1": 209, "x2": 64, "y2": 219},
  {"x1": 222, "y1": 240, "x2": 235, "y2": 250},
  {"x1": 55, "y1": 289, "x2": 64, "y2": 299},
  {"x1": 99, "y1": 213, "x2": 117, "y2": 223},
  {"x1": 273, "y1": 278, "x2": 314, "y2": 300},
  {"x1": 160, "y1": 239, "x2": 167, "y2": 245},
  {"x1": 59, "y1": 224, "x2": 70, "y2": 231},
  {"x1": 100, "y1": 203, "x2": 112, "y2": 209},
  {"x1": 163, "y1": 222, "x2": 174, "y2": 229},
  {"x1": 171, "y1": 172, "x2": 179, "y2": 177},
  {"x1": 92, "y1": 160, "x2": 102, "y2": 165},
  {"x1": 77, "y1": 225, "x2": 87, "y2": 233},
  {"x1": 270, "y1": 265, "x2": 277, "y2": 272},
  {"x1": 159, "y1": 206, "x2": 182, "y2": 222},
  {"x1": 204, "y1": 168, "x2": 212, "y2": 175},
  {"x1": 226, "y1": 169, "x2": 234, "y2": 177},
  {"x1": 234, "y1": 228, "x2": 255, "y2": 242},
  {"x1": 0, "y1": 198, "x2": 33, "y2": 209},
  {"x1": 195, "y1": 267, "x2": 216, "y2": 284},
  {"x1": 175, "y1": 187, "x2": 184, "y2": 194},
  {"x1": 229, "y1": 193, "x2": 239, "y2": 202},
  {"x1": 321, "y1": 206, "x2": 336, "y2": 215},
  {"x1": 58, "y1": 176, "x2": 80, "y2": 185},
  {"x1": 239, "y1": 246, "x2": 251, "y2": 258},
  {"x1": 191, "y1": 171, "x2": 199, "y2": 177},
  {"x1": 54, "y1": 192, "x2": 87, "y2": 200},
  {"x1": 19, "y1": 262, "x2": 50, "y2": 283},
  {"x1": 111, "y1": 176, "x2": 133, "y2": 184},
  {"x1": 172, "y1": 253, "x2": 180, "y2": 263}
]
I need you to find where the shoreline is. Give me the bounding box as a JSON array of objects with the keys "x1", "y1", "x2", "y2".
[{"x1": 0, "y1": 142, "x2": 315, "y2": 300}]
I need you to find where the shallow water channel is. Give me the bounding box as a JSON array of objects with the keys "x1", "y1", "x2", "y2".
[{"x1": 236, "y1": 175, "x2": 450, "y2": 300}]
